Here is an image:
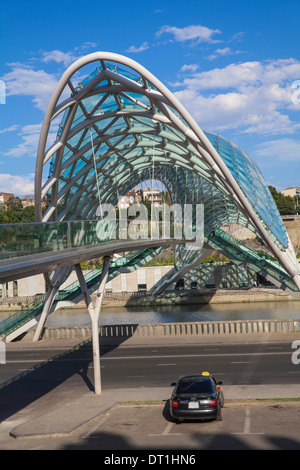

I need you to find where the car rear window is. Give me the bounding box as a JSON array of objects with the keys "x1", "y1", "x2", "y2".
[{"x1": 177, "y1": 379, "x2": 213, "y2": 395}]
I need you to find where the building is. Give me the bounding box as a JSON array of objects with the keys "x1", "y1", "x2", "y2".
[
  {"x1": 142, "y1": 187, "x2": 162, "y2": 205},
  {"x1": 118, "y1": 188, "x2": 143, "y2": 209},
  {"x1": 0, "y1": 192, "x2": 14, "y2": 209},
  {"x1": 0, "y1": 262, "x2": 261, "y2": 300},
  {"x1": 281, "y1": 187, "x2": 300, "y2": 205},
  {"x1": 21, "y1": 195, "x2": 35, "y2": 207}
]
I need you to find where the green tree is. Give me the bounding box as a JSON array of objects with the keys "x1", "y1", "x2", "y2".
[
  {"x1": 21, "y1": 205, "x2": 35, "y2": 222},
  {"x1": 6, "y1": 196, "x2": 23, "y2": 212},
  {"x1": 268, "y1": 186, "x2": 295, "y2": 215},
  {"x1": 2, "y1": 208, "x2": 22, "y2": 223}
]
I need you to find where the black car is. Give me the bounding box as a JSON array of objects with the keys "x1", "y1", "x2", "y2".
[{"x1": 169, "y1": 372, "x2": 224, "y2": 422}]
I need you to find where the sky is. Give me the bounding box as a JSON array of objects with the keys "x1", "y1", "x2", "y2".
[{"x1": 0, "y1": 0, "x2": 300, "y2": 197}]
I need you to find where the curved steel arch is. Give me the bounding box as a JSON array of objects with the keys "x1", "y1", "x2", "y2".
[{"x1": 35, "y1": 51, "x2": 300, "y2": 292}]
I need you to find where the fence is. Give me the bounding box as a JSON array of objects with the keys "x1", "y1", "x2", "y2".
[{"x1": 24, "y1": 318, "x2": 300, "y2": 340}]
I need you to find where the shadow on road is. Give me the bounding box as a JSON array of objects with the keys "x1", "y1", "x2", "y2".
[{"x1": 0, "y1": 335, "x2": 131, "y2": 423}]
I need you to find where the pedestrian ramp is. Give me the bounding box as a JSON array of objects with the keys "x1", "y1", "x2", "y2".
[{"x1": 0, "y1": 246, "x2": 166, "y2": 342}]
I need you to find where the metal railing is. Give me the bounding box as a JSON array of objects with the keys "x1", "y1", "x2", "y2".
[{"x1": 24, "y1": 319, "x2": 300, "y2": 340}]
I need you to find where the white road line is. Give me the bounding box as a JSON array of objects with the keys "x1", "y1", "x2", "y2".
[
  {"x1": 82, "y1": 413, "x2": 111, "y2": 439},
  {"x1": 101, "y1": 351, "x2": 292, "y2": 361},
  {"x1": 231, "y1": 408, "x2": 264, "y2": 435},
  {"x1": 230, "y1": 361, "x2": 250, "y2": 364},
  {"x1": 157, "y1": 363, "x2": 177, "y2": 366},
  {"x1": 244, "y1": 408, "x2": 251, "y2": 434},
  {"x1": 149, "y1": 422, "x2": 182, "y2": 437},
  {"x1": 127, "y1": 375, "x2": 147, "y2": 378},
  {"x1": 7, "y1": 350, "x2": 292, "y2": 364}
]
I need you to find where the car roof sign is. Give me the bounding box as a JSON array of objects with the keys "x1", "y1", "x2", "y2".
[{"x1": 202, "y1": 371, "x2": 210, "y2": 376}]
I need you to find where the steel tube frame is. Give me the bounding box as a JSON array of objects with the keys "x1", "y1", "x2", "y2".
[
  {"x1": 35, "y1": 52, "x2": 300, "y2": 292},
  {"x1": 75, "y1": 256, "x2": 111, "y2": 395}
]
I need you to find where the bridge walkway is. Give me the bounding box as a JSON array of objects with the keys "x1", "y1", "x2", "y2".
[{"x1": 0, "y1": 247, "x2": 165, "y2": 342}]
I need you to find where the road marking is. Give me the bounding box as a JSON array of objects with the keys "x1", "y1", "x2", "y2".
[
  {"x1": 244, "y1": 408, "x2": 251, "y2": 434},
  {"x1": 82, "y1": 413, "x2": 111, "y2": 439},
  {"x1": 157, "y1": 363, "x2": 176, "y2": 366},
  {"x1": 7, "y1": 360, "x2": 47, "y2": 363},
  {"x1": 149, "y1": 422, "x2": 182, "y2": 437},
  {"x1": 231, "y1": 408, "x2": 264, "y2": 435},
  {"x1": 127, "y1": 375, "x2": 147, "y2": 378},
  {"x1": 230, "y1": 361, "x2": 250, "y2": 364},
  {"x1": 101, "y1": 351, "x2": 292, "y2": 361}
]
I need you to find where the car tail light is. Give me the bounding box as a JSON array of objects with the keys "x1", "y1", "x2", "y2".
[
  {"x1": 210, "y1": 399, "x2": 218, "y2": 407},
  {"x1": 172, "y1": 399, "x2": 178, "y2": 408}
]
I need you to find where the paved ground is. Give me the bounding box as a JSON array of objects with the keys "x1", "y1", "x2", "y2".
[{"x1": 0, "y1": 331, "x2": 300, "y2": 450}]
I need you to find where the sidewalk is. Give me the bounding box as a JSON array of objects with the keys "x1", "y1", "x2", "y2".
[
  {"x1": 8, "y1": 384, "x2": 300, "y2": 439},
  {"x1": 3, "y1": 331, "x2": 300, "y2": 439}
]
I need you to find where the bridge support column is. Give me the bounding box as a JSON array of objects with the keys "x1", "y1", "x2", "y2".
[
  {"x1": 75, "y1": 255, "x2": 111, "y2": 395},
  {"x1": 33, "y1": 286, "x2": 59, "y2": 342}
]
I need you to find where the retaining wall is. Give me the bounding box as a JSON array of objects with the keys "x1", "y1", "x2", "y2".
[{"x1": 25, "y1": 319, "x2": 300, "y2": 341}]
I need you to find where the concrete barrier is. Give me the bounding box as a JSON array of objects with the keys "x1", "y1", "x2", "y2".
[{"x1": 24, "y1": 318, "x2": 300, "y2": 341}]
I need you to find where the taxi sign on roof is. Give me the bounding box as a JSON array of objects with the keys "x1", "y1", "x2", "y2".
[{"x1": 202, "y1": 371, "x2": 210, "y2": 376}]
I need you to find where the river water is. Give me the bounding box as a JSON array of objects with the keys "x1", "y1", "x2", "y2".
[
  {"x1": 0, "y1": 300, "x2": 299, "y2": 328},
  {"x1": 39, "y1": 300, "x2": 300, "y2": 327}
]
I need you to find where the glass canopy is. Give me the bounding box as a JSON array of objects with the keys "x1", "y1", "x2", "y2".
[{"x1": 33, "y1": 52, "x2": 299, "y2": 293}]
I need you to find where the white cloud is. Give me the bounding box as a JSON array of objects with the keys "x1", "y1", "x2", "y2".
[
  {"x1": 41, "y1": 50, "x2": 78, "y2": 67},
  {"x1": 0, "y1": 125, "x2": 18, "y2": 134},
  {"x1": 79, "y1": 42, "x2": 98, "y2": 50},
  {"x1": 172, "y1": 58, "x2": 300, "y2": 134},
  {"x1": 253, "y1": 138, "x2": 300, "y2": 162},
  {"x1": 207, "y1": 47, "x2": 243, "y2": 61},
  {"x1": 2, "y1": 65, "x2": 58, "y2": 111},
  {"x1": 3, "y1": 124, "x2": 41, "y2": 158},
  {"x1": 2, "y1": 121, "x2": 58, "y2": 160},
  {"x1": 2, "y1": 44, "x2": 99, "y2": 111},
  {"x1": 126, "y1": 42, "x2": 150, "y2": 53},
  {"x1": 156, "y1": 24, "x2": 221, "y2": 44},
  {"x1": 0, "y1": 174, "x2": 34, "y2": 195},
  {"x1": 179, "y1": 64, "x2": 199, "y2": 73},
  {"x1": 40, "y1": 43, "x2": 98, "y2": 66}
]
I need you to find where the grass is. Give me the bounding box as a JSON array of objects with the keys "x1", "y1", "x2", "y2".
[{"x1": 256, "y1": 397, "x2": 300, "y2": 402}]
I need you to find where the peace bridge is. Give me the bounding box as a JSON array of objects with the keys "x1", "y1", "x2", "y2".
[{"x1": 0, "y1": 52, "x2": 299, "y2": 392}]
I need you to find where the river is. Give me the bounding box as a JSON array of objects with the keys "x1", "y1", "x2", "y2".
[
  {"x1": 0, "y1": 300, "x2": 299, "y2": 328},
  {"x1": 36, "y1": 300, "x2": 300, "y2": 327}
]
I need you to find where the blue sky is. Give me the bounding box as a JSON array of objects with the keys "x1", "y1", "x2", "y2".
[{"x1": 0, "y1": 0, "x2": 300, "y2": 196}]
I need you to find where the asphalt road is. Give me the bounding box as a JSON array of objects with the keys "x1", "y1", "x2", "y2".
[
  {"x1": 99, "y1": 341, "x2": 300, "y2": 388},
  {"x1": 1, "y1": 337, "x2": 299, "y2": 393},
  {"x1": 0, "y1": 335, "x2": 300, "y2": 451}
]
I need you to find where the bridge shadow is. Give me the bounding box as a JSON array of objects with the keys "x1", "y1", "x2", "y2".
[
  {"x1": 121, "y1": 288, "x2": 219, "y2": 307},
  {"x1": 62, "y1": 432, "x2": 297, "y2": 450},
  {"x1": 0, "y1": 332, "x2": 136, "y2": 424},
  {"x1": 62, "y1": 428, "x2": 300, "y2": 451}
]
